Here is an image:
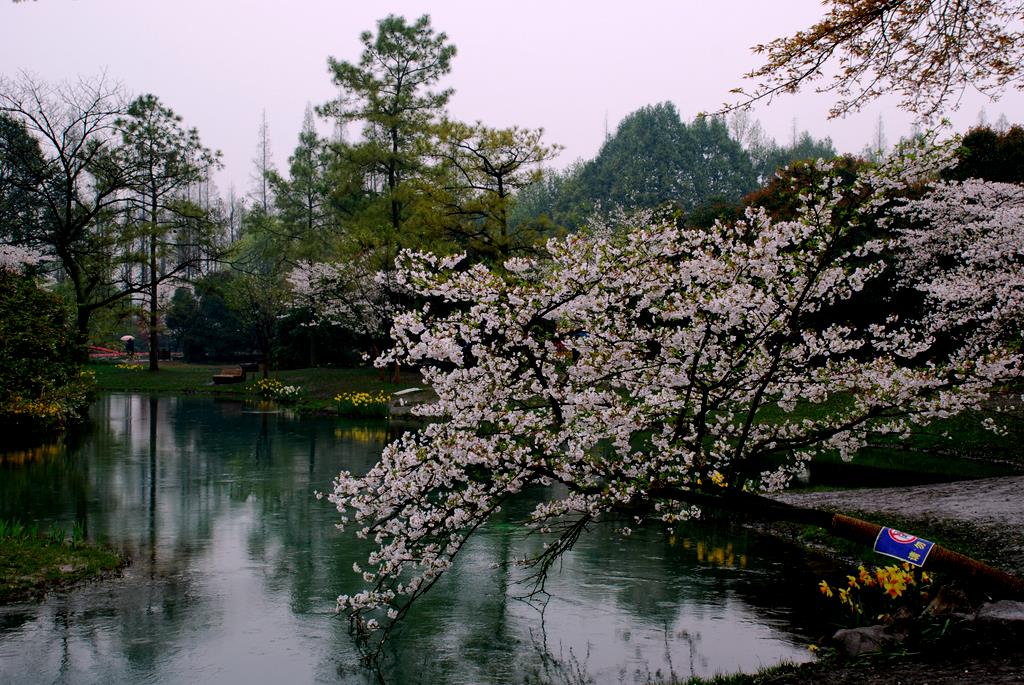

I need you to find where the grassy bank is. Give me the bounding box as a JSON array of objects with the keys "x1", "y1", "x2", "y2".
[
  {"x1": 0, "y1": 522, "x2": 125, "y2": 603},
  {"x1": 808, "y1": 408, "x2": 1024, "y2": 483},
  {"x1": 764, "y1": 509, "x2": 1016, "y2": 576},
  {"x1": 756, "y1": 394, "x2": 1024, "y2": 485},
  {"x1": 672, "y1": 664, "x2": 801, "y2": 684},
  {"x1": 88, "y1": 361, "x2": 1024, "y2": 480},
  {"x1": 88, "y1": 361, "x2": 421, "y2": 413}
]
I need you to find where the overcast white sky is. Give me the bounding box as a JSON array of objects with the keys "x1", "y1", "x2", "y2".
[{"x1": 2, "y1": 0, "x2": 1020, "y2": 195}]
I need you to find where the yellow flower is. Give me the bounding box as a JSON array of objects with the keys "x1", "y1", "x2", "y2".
[{"x1": 818, "y1": 580, "x2": 833, "y2": 597}]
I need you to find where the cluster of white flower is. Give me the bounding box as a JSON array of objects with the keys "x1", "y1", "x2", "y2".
[
  {"x1": 0, "y1": 244, "x2": 45, "y2": 272},
  {"x1": 327, "y1": 137, "x2": 1024, "y2": 639},
  {"x1": 897, "y1": 179, "x2": 1024, "y2": 345},
  {"x1": 288, "y1": 259, "x2": 399, "y2": 336}
]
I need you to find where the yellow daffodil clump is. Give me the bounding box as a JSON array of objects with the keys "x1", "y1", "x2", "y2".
[
  {"x1": 819, "y1": 563, "x2": 934, "y2": 625},
  {"x1": 334, "y1": 391, "x2": 390, "y2": 419},
  {"x1": 250, "y1": 378, "x2": 303, "y2": 405}
]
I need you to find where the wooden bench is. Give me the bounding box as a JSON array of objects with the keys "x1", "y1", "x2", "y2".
[{"x1": 212, "y1": 367, "x2": 246, "y2": 385}]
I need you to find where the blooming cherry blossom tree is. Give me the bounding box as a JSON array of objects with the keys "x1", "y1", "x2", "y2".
[
  {"x1": 327, "y1": 138, "x2": 1024, "y2": 645},
  {"x1": 897, "y1": 178, "x2": 1024, "y2": 345},
  {"x1": 0, "y1": 244, "x2": 43, "y2": 271},
  {"x1": 289, "y1": 260, "x2": 394, "y2": 338}
]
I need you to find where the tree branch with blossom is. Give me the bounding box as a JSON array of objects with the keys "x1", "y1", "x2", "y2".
[
  {"x1": 729, "y1": 0, "x2": 1024, "y2": 118},
  {"x1": 327, "y1": 136, "x2": 1024, "y2": 653}
]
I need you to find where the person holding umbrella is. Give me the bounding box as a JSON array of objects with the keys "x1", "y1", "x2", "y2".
[{"x1": 121, "y1": 335, "x2": 135, "y2": 358}]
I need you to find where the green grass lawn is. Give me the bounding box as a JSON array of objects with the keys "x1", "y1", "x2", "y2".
[
  {"x1": 88, "y1": 361, "x2": 1023, "y2": 481},
  {"x1": 801, "y1": 408, "x2": 1024, "y2": 485},
  {"x1": 754, "y1": 394, "x2": 1024, "y2": 484},
  {"x1": 88, "y1": 361, "x2": 422, "y2": 411}
]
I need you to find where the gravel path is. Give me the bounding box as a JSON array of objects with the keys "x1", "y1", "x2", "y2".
[
  {"x1": 764, "y1": 476, "x2": 1024, "y2": 685},
  {"x1": 773, "y1": 475, "x2": 1024, "y2": 574},
  {"x1": 775, "y1": 475, "x2": 1024, "y2": 529}
]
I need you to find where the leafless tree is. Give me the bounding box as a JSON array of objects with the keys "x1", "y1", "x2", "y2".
[{"x1": 731, "y1": 0, "x2": 1024, "y2": 118}]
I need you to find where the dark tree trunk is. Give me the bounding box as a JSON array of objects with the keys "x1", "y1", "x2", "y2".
[
  {"x1": 148, "y1": 227, "x2": 159, "y2": 372},
  {"x1": 653, "y1": 488, "x2": 1024, "y2": 599},
  {"x1": 74, "y1": 306, "x2": 92, "y2": 364}
]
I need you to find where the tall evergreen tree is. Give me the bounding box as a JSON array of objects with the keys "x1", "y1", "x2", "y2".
[
  {"x1": 267, "y1": 105, "x2": 331, "y2": 256},
  {"x1": 320, "y1": 14, "x2": 456, "y2": 269},
  {"x1": 430, "y1": 120, "x2": 561, "y2": 262},
  {"x1": 250, "y1": 110, "x2": 275, "y2": 214},
  {"x1": 578, "y1": 103, "x2": 692, "y2": 213},
  {"x1": 116, "y1": 94, "x2": 221, "y2": 371},
  {"x1": 573, "y1": 103, "x2": 756, "y2": 218},
  {"x1": 683, "y1": 115, "x2": 757, "y2": 206},
  {"x1": 0, "y1": 113, "x2": 45, "y2": 243}
]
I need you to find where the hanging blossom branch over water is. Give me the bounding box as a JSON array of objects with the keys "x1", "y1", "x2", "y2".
[{"x1": 326, "y1": 135, "x2": 1024, "y2": 646}]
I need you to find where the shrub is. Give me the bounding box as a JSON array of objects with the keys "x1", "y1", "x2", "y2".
[{"x1": 0, "y1": 268, "x2": 94, "y2": 438}]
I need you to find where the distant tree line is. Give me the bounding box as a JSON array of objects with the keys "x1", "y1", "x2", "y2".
[
  {"x1": 3, "y1": 12, "x2": 1023, "y2": 381},
  {"x1": 0, "y1": 76, "x2": 223, "y2": 371},
  {"x1": 509, "y1": 103, "x2": 836, "y2": 232}
]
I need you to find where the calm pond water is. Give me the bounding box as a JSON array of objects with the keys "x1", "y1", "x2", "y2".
[{"x1": 0, "y1": 394, "x2": 824, "y2": 684}]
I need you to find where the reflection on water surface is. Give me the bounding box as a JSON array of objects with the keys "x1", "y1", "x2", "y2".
[{"x1": 0, "y1": 394, "x2": 819, "y2": 684}]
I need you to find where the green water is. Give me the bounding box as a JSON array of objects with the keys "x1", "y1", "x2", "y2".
[{"x1": 0, "y1": 394, "x2": 821, "y2": 684}]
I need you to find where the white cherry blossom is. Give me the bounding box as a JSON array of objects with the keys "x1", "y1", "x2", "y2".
[{"x1": 328, "y1": 137, "x2": 1024, "y2": 644}]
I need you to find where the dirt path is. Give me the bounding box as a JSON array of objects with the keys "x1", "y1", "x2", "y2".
[
  {"x1": 755, "y1": 476, "x2": 1024, "y2": 684},
  {"x1": 773, "y1": 475, "x2": 1024, "y2": 574}
]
